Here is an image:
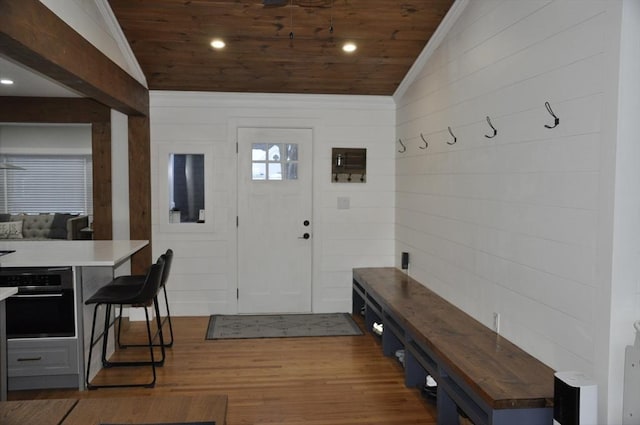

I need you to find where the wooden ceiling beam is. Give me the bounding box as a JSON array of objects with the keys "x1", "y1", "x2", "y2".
[
  {"x1": 0, "y1": 0, "x2": 149, "y2": 116},
  {"x1": 0, "y1": 97, "x2": 110, "y2": 123}
]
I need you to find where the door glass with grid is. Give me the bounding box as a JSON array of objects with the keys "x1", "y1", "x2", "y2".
[{"x1": 251, "y1": 143, "x2": 298, "y2": 181}]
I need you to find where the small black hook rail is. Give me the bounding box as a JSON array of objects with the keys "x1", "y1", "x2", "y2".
[
  {"x1": 419, "y1": 133, "x2": 429, "y2": 149},
  {"x1": 544, "y1": 101, "x2": 559, "y2": 129},
  {"x1": 398, "y1": 138, "x2": 407, "y2": 153},
  {"x1": 447, "y1": 126, "x2": 457, "y2": 145},
  {"x1": 484, "y1": 116, "x2": 497, "y2": 138}
]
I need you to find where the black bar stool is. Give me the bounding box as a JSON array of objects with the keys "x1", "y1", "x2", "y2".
[
  {"x1": 85, "y1": 256, "x2": 165, "y2": 389},
  {"x1": 113, "y1": 249, "x2": 174, "y2": 349}
]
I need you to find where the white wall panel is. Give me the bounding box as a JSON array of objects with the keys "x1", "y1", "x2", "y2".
[
  {"x1": 394, "y1": 1, "x2": 627, "y2": 422},
  {"x1": 0, "y1": 125, "x2": 91, "y2": 154},
  {"x1": 150, "y1": 92, "x2": 395, "y2": 316}
]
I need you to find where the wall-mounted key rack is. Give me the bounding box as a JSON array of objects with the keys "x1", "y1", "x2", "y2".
[{"x1": 332, "y1": 148, "x2": 366, "y2": 183}]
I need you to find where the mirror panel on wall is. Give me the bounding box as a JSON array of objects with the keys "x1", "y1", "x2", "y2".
[
  {"x1": 158, "y1": 144, "x2": 213, "y2": 233},
  {"x1": 169, "y1": 153, "x2": 205, "y2": 223}
]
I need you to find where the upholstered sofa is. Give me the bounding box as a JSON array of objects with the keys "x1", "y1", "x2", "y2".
[{"x1": 0, "y1": 213, "x2": 89, "y2": 240}]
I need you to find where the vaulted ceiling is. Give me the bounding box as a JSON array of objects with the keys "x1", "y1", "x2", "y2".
[{"x1": 108, "y1": 0, "x2": 455, "y2": 96}]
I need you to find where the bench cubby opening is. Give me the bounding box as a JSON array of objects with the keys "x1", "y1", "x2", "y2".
[{"x1": 382, "y1": 311, "x2": 404, "y2": 359}]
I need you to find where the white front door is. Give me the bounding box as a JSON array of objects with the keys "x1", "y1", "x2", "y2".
[{"x1": 237, "y1": 127, "x2": 313, "y2": 313}]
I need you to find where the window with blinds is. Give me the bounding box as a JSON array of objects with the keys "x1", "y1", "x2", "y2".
[{"x1": 0, "y1": 155, "x2": 93, "y2": 215}]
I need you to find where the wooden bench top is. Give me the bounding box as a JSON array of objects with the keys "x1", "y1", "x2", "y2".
[{"x1": 353, "y1": 267, "x2": 554, "y2": 410}]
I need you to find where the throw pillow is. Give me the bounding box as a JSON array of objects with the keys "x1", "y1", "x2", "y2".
[
  {"x1": 49, "y1": 213, "x2": 74, "y2": 239},
  {"x1": 0, "y1": 213, "x2": 11, "y2": 222},
  {"x1": 0, "y1": 221, "x2": 23, "y2": 239}
]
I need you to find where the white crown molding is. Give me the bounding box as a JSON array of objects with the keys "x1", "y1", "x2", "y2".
[
  {"x1": 393, "y1": 0, "x2": 469, "y2": 102},
  {"x1": 94, "y1": 0, "x2": 148, "y2": 88},
  {"x1": 150, "y1": 90, "x2": 396, "y2": 110}
]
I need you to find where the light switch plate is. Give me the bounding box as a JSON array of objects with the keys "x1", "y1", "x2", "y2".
[{"x1": 337, "y1": 197, "x2": 350, "y2": 210}]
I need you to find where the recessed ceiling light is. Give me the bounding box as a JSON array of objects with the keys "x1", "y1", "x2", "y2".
[
  {"x1": 342, "y1": 42, "x2": 357, "y2": 53},
  {"x1": 210, "y1": 39, "x2": 226, "y2": 49},
  {"x1": 0, "y1": 79, "x2": 14, "y2": 85}
]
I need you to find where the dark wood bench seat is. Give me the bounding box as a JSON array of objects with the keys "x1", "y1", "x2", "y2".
[{"x1": 353, "y1": 267, "x2": 554, "y2": 425}]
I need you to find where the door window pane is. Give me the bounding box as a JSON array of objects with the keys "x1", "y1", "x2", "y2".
[
  {"x1": 252, "y1": 144, "x2": 267, "y2": 161},
  {"x1": 268, "y1": 163, "x2": 282, "y2": 180},
  {"x1": 252, "y1": 163, "x2": 266, "y2": 180},
  {"x1": 286, "y1": 144, "x2": 298, "y2": 161},
  {"x1": 268, "y1": 144, "x2": 281, "y2": 161},
  {"x1": 286, "y1": 163, "x2": 298, "y2": 180}
]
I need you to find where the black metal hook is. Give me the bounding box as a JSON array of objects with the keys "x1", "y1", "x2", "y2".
[
  {"x1": 419, "y1": 133, "x2": 428, "y2": 149},
  {"x1": 447, "y1": 126, "x2": 457, "y2": 145},
  {"x1": 544, "y1": 101, "x2": 559, "y2": 129},
  {"x1": 484, "y1": 116, "x2": 497, "y2": 138},
  {"x1": 398, "y1": 138, "x2": 407, "y2": 153}
]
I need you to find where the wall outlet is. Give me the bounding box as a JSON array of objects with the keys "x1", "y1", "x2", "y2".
[
  {"x1": 493, "y1": 312, "x2": 500, "y2": 334},
  {"x1": 401, "y1": 252, "x2": 409, "y2": 270}
]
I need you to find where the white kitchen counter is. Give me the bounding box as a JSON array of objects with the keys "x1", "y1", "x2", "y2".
[
  {"x1": 0, "y1": 287, "x2": 17, "y2": 302},
  {"x1": 0, "y1": 240, "x2": 149, "y2": 392},
  {"x1": 0, "y1": 240, "x2": 148, "y2": 268},
  {"x1": 0, "y1": 287, "x2": 17, "y2": 401}
]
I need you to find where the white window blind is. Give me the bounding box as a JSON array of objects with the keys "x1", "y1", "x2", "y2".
[{"x1": 0, "y1": 155, "x2": 93, "y2": 215}]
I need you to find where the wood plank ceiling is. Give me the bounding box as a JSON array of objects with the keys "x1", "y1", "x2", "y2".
[{"x1": 108, "y1": 0, "x2": 455, "y2": 95}]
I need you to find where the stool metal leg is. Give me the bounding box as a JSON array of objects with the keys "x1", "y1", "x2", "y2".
[
  {"x1": 110, "y1": 296, "x2": 167, "y2": 366},
  {"x1": 86, "y1": 301, "x2": 157, "y2": 389},
  {"x1": 161, "y1": 285, "x2": 174, "y2": 347},
  {"x1": 117, "y1": 286, "x2": 173, "y2": 348},
  {"x1": 101, "y1": 303, "x2": 112, "y2": 368},
  {"x1": 85, "y1": 303, "x2": 101, "y2": 390}
]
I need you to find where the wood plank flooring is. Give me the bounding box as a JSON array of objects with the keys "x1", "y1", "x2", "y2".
[{"x1": 9, "y1": 316, "x2": 437, "y2": 425}]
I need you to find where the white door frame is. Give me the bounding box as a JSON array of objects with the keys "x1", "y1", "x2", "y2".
[{"x1": 227, "y1": 117, "x2": 320, "y2": 314}]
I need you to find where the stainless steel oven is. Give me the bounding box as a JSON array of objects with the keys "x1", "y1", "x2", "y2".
[{"x1": 0, "y1": 266, "x2": 75, "y2": 338}]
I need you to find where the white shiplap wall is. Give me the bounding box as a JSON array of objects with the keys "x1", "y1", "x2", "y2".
[
  {"x1": 0, "y1": 125, "x2": 91, "y2": 154},
  {"x1": 394, "y1": 1, "x2": 633, "y2": 422},
  {"x1": 150, "y1": 92, "x2": 395, "y2": 316}
]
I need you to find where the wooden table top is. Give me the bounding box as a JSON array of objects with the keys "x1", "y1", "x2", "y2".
[
  {"x1": 353, "y1": 267, "x2": 555, "y2": 409},
  {"x1": 61, "y1": 395, "x2": 227, "y2": 425},
  {"x1": 0, "y1": 398, "x2": 77, "y2": 425}
]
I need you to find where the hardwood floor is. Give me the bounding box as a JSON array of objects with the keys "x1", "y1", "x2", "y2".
[{"x1": 9, "y1": 316, "x2": 437, "y2": 425}]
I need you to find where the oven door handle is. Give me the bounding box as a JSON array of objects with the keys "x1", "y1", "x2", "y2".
[{"x1": 12, "y1": 293, "x2": 64, "y2": 298}]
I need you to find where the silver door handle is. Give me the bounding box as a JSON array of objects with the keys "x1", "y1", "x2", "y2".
[
  {"x1": 13, "y1": 293, "x2": 64, "y2": 298},
  {"x1": 17, "y1": 357, "x2": 43, "y2": 362}
]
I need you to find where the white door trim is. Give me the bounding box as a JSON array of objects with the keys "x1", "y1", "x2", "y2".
[{"x1": 227, "y1": 117, "x2": 320, "y2": 314}]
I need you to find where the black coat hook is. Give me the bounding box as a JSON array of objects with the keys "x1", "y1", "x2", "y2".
[
  {"x1": 447, "y1": 126, "x2": 457, "y2": 145},
  {"x1": 484, "y1": 116, "x2": 497, "y2": 138},
  {"x1": 398, "y1": 138, "x2": 406, "y2": 153},
  {"x1": 419, "y1": 133, "x2": 428, "y2": 149},
  {"x1": 544, "y1": 101, "x2": 559, "y2": 129}
]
